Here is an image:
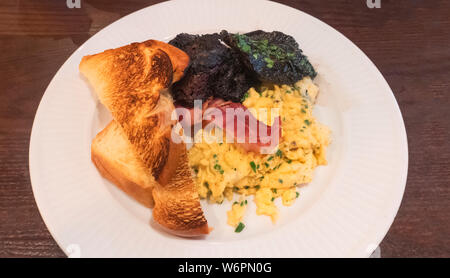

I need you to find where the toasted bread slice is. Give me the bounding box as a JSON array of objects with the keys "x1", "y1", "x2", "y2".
[
  {"x1": 81, "y1": 40, "x2": 209, "y2": 236},
  {"x1": 92, "y1": 120, "x2": 209, "y2": 236},
  {"x1": 80, "y1": 40, "x2": 188, "y2": 177},
  {"x1": 92, "y1": 121, "x2": 156, "y2": 208},
  {"x1": 153, "y1": 135, "x2": 209, "y2": 236}
]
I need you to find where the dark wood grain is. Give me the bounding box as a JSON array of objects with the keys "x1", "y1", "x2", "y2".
[{"x1": 0, "y1": 0, "x2": 448, "y2": 258}]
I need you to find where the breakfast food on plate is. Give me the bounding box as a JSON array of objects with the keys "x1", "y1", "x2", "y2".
[
  {"x1": 80, "y1": 40, "x2": 209, "y2": 236},
  {"x1": 169, "y1": 33, "x2": 259, "y2": 107},
  {"x1": 188, "y1": 77, "x2": 330, "y2": 224},
  {"x1": 81, "y1": 30, "x2": 330, "y2": 236},
  {"x1": 154, "y1": 136, "x2": 210, "y2": 236},
  {"x1": 221, "y1": 30, "x2": 317, "y2": 83},
  {"x1": 91, "y1": 121, "x2": 155, "y2": 208}
]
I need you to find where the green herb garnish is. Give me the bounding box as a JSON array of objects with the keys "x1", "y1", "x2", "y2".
[
  {"x1": 235, "y1": 222, "x2": 245, "y2": 233},
  {"x1": 241, "y1": 91, "x2": 249, "y2": 102},
  {"x1": 273, "y1": 163, "x2": 282, "y2": 170},
  {"x1": 214, "y1": 163, "x2": 224, "y2": 174},
  {"x1": 264, "y1": 57, "x2": 274, "y2": 68},
  {"x1": 250, "y1": 161, "x2": 257, "y2": 173},
  {"x1": 276, "y1": 149, "x2": 283, "y2": 157}
]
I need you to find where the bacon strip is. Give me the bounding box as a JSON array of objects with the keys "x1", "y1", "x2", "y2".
[
  {"x1": 176, "y1": 99, "x2": 281, "y2": 154},
  {"x1": 206, "y1": 102, "x2": 281, "y2": 153}
]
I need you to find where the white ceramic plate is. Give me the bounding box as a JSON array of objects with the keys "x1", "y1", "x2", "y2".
[{"x1": 29, "y1": 0, "x2": 408, "y2": 257}]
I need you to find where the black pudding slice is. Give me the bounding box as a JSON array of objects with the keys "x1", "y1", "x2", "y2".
[
  {"x1": 221, "y1": 30, "x2": 317, "y2": 84},
  {"x1": 169, "y1": 33, "x2": 259, "y2": 107}
]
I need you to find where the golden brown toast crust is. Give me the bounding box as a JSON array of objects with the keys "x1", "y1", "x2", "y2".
[
  {"x1": 81, "y1": 40, "x2": 209, "y2": 236},
  {"x1": 154, "y1": 138, "x2": 209, "y2": 236},
  {"x1": 80, "y1": 42, "x2": 174, "y2": 178},
  {"x1": 80, "y1": 40, "x2": 189, "y2": 178},
  {"x1": 148, "y1": 40, "x2": 190, "y2": 83},
  {"x1": 91, "y1": 121, "x2": 155, "y2": 208}
]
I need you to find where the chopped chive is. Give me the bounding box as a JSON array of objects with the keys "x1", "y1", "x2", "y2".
[
  {"x1": 204, "y1": 182, "x2": 209, "y2": 188},
  {"x1": 271, "y1": 197, "x2": 275, "y2": 202},
  {"x1": 241, "y1": 92, "x2": 249, "y2": 102},
  {"x1": 304, "y1": 119, "x2": 311, "y2": 126},
  {"x1": 264, "y1": 57, "x2": 274, "y2": 68},
  {"x1": 254, "y1": 185, "x2": 261, "y2": 190},
  {"x1": 250, "y1": 161, "x2": 257, "y2": 173},
  {"x1": 241, "y1": 43, "x2": 251, "y2": 53},
  {"x1": 272, "y1": 188, "x2": 277, "y2": 194},
  {"x1": 244, "y1": 186, "x2": 250, "y2": 189},
  {"x1": 278, "y1": 179, "x2": 283, "y2": 184},
  {"x1": 276, "y1": 149, "x2": 283, "y2": 157},
  {"x1": 267, "y1": 156, "x2": 274, "y2": 161},
  {"x1": 296, "y1": 192, "x2": 300, "y2": 198},
  {"x1": 235, "y1": 222, "x2": 245, "y2": 233},
  {"x1": 214, "y1": 163, "x2": 224, "y2": 174}
]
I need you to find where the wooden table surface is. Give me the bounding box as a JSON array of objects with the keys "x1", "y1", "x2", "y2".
[{"x1": 0, "y1": 0, "x2": 449, "y2": 258}]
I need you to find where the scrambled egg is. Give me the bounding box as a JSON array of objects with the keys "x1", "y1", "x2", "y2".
[
  {"x1": 188, "y1": 77, "x2": 330, "y2": 227},
  {"x1": 227, "y1": 200, "x2": 248, "y2": 227}
]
